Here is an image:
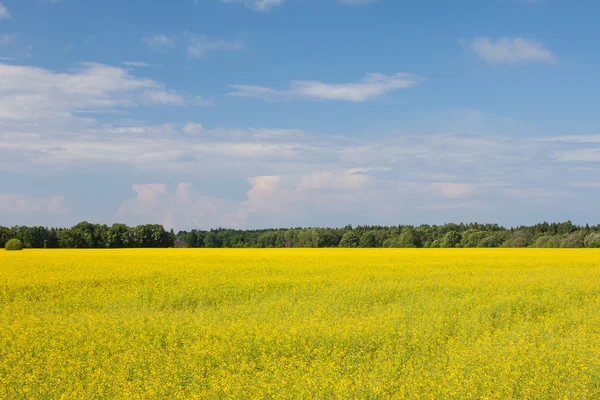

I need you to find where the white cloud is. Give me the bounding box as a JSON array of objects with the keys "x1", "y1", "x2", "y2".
[
  {"x1": 186, "y1": 35, "x2": 243, "y2": 59},
  {"x1": 2, "y1": 69, "x2": 597, "y2": 230},
  {"x1": 0, "y1": 115, "x2": 546, "y2": 179},
  {"x1": 143, "y1": 34, "x2": 176, "y2": 52},
  {"x1": 115, "y1": 183, "x2": 238, "y2": 230},
  {"x1": 123, "y1": 61, "x2": 155, "y2": 67},
  {"x1": 182, "y1": 122, "x2": 204, "y2": 135},
  {"x1": 472, "y1": 37, "x2": 556, "y2": 65},
  {"x1": 228, "y1": 73, "x2": 422, "y2": 102},
  {"x1": 0, "y1": 194, "x2": 68, "y2": 215},
  {"x1": 115, "y1": 173, "x2": 481, "y2": 231},
  {"x1": 237, "y1": 171, "x2": 377, "y2": 219},
  {"x1": 554, "y1": 148, "x2": 600, "y2": 162},
  {"x1": 220, "y1": 0, "x2": 284, "y2": 12},
  {"x1": 219, "y1": 0, "x2": 376, "y2": 11},
  {"x1": 0, "y1": 62, "x2": 193, "y2": 122},
  {"x1": 539, "y1": 135, "x2": 600, "y2": 143},
  {"x1": 0, "y1": 3, "x2": 10, "y2": 19}
]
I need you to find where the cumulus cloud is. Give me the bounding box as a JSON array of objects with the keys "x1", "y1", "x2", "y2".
[
  {"x1": 0, "y1": 62, "x2": 596, "y2": 229},
  {"x1": 0, "y1": 194, "x2": 68, "y2": 215},
  {"x1": 472, "y1": 37, "x2": 556, "y2": 65},
  {"x1": 115, "y1": 183, "x2": 238, "y2": 230},
  {"x1": 228, "y1": 73, "x2": 423, "y2": 102},
  {"x1": 114, "y1": 170, "x2": 486, "y2": 230}
]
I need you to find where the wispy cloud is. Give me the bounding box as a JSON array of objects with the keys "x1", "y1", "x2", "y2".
[
  {"x1": 3, "y1": 106, "x2": 598, "y2": 229},
  {"x1": 219, "y1": 0, "x2": 377, "y2": 11},
  {"x1": 0, "y1": 2, "x2": 10, "y2": 19},
  {"x1": 472, "y1": 37, "x2": 556, "y2": 65},
  {"x1": 220, "y1": 0, "x2": 284, "y2": 12},
  {"x1": 0, "y1": 62, "x2": 201, "y2": 122},
  {"x1": 143, "y1": 34, "x2": 176, "y2": 52},
  {"x1": 1, "y1": 57, "x2": 597, "y2": 229},
  {"x1": 228, "y1": 73, "x2": 423, "y2": 102},
  {"x1": 124, "y1": 61, "x2": 155, "y2": 67},
  {"x1": 554, "y1": 149, "x2": 600, "y2": 162},
  {"x1": 186, "y1": 35, "x2": 244, "y2": 59},
  {"x1": 538, "y1": 135, "x2": 600, "y2": 143}
]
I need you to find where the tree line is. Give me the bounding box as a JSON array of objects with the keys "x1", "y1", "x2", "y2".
[
  {"x1": 2, "y1": 221, "x2": 600, "y2": 249},
  {"x1": 0, "y1": 222, "x2": 174, "y2": 249}
]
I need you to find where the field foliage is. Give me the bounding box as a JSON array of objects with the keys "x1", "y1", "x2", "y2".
[{"x1": 0, "y1": 249, "x2": 598, "y2": 398}]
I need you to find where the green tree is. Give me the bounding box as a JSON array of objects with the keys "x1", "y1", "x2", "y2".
[
  {"x1": 257, "y1": 231, "x2": 277, "y2": 248},
  {"x1": 0, "y1": 226, "x2": 11, "y2": 248},
  {"x1": 131, "y1": 224, "x2": 171, "y2": 248},
  {"x1": 283, "y1": 230, "x2": 297, "y2": 248},
  {"x1": 398, "y1": 228, "x2": 422, "y2": 248},
  {"x1": 478, "y1": 233, "x2": 506, "y2": 248},
  {"x1": 532, "y1": 235, "x2": 560, "y2": 248},
  {"x1": 204, "y1": 231, "x2": 222, "y2": 248},
  {"x1": 560, "y1": 231, "x2": 587, "y2": 248},
  {"x1": 584, "y1": 233, "x2": 600, "y2": 248},
  {"x1": 339, "y1": 231, "x2": 360, "y2": 248},
  {"x1": 359, "y1": 231, "x2": 377, "y2": 248},
  {"x1": 312, "y1": 229, "x2": 342, "y2": 248},
  {"x1": 461, "y1": 230, "x2": 486, "y2": 248},
  {"x1": 108, "y1": 224, "x2": 132, "y2": 248},
  {"x1": 70, "y1": 221, "x2": 96, "y2": 248},
  {"x1": 503, "y1": 231, "x2": 528, "y2": 248},
  {"x1": 93, "y1": 224, "x2": 110, "y2": 248},
  {"x1": 441, "y1": 231, "x2": 462, "y2": 248},
  {"x1": 5, "y1": 238, "x2": 23, "y2": 251}
]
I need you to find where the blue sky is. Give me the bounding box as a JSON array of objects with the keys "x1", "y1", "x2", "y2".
[{"x1": 1, "y1": 0, "x2": 600, "y2": 230}]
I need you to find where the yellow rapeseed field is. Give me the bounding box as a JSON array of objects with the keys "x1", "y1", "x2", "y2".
[{"x1": 0, "y1": 249, "x2": 598, "y2": 399}]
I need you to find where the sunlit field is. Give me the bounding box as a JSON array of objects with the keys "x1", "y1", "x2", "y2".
[{"x1": 0, "y1": 249, "x2": 598, "y2": 399}]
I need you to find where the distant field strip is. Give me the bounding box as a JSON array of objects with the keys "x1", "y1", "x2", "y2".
[{"x1": 0, "y1": 249, "x2": 598, "y2": 399}]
